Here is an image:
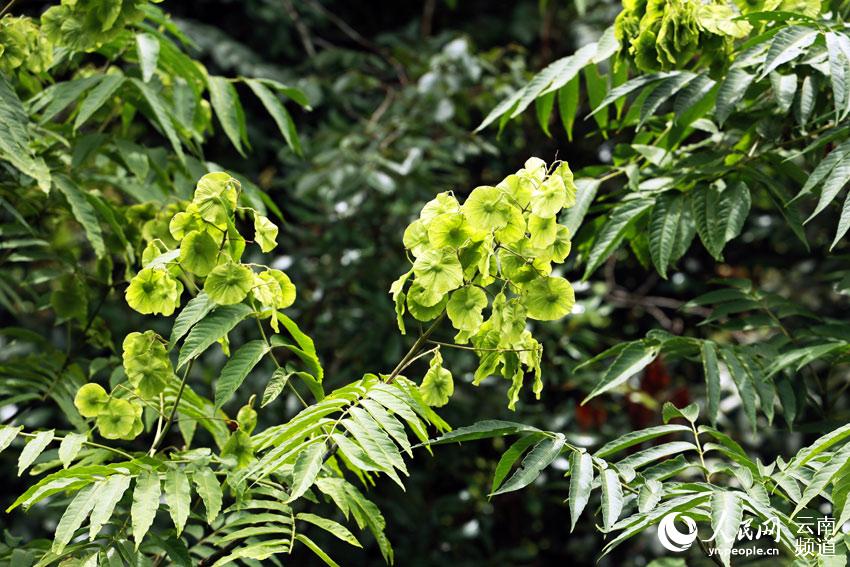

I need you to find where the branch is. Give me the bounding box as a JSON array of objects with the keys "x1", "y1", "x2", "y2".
[{"x1": 282, "y1": 0, "x2": 316, "y2": 57}]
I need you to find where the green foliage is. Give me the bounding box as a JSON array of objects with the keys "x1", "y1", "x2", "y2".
[{"x1": 3, "y1": 0, "x2": 850, "y2": 564}]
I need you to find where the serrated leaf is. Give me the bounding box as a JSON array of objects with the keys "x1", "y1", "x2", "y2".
[
  {"x1": 833, "y1": 191, "x2": 850, "y2": 249},
  {"x1": 583, "y1": 342, "x2": 659, "y2": 403},
  {"x1": 770, "y1": 72, "x2": 797, "y2": 114},
  {"x1": 18, "y1": 430, "x2": 54, "y2": 476},
  {"x1": 35, "y1": 76, "x2": 100, "y2": 123},
  {"x1": 178, "y1": 303, "x2": 252, "y2": 369},
  {"x1": 760, "y1": 26, "x2": 818, "y2": 79},
  {"x1": 135, "y1": 33, "x2": 160, "y2": 83},
  {"x1": 583, "y1": 197, "x2": 654, "y2": 278},
  {"x1": 640, "y1": 73, "x2": 696, "y2": 128},
  {"x1": 795, "y1": 74, "x2": 816, "y2": 127},
  {"x1": 165, "y1": 468, "x2": 191, "y2": 535},
  {"x1": 535, "y1": 91, "x2": 555, "y2": 136},
  {"x1": 52, "y1": 484, "x2": 97, "y2": 554},
  {"x1": 491, "y1": 433, "x2": 565, "y2": 496},
  {"x1": 0, "y1": 74, "x2": 50, "y2": 189},
  {"x1": 89, "y1": 474, "x2": 131, "y2": 540},
  {"x1": 131, "y1": 471, "x2": 161, "y2": 548},
  {"x1": 563, "y1": 178, "x2": 600, "y2": 236},
  {"x1": 58, "y1": 433, "x2": 87, "y2": 469},
  {"x1": 215, "y1": 340, "x2": 269, "y2": 409},
  {"x1": 0, "y1": 425, "x2": 21, "y2": 454},
  {"x1": 512, "y1": 43, "x2": 596, "y2": 118},
  {"x1": 74, "y1": 73, "x2": 124, "y2": 130},
  {"x1": 53, "y1": 175, "x2": 105, "y2": 258},
  {"x1": 492, "y1": 434, "x2": 542, "y2": 494},
  {"x1": 594, "y1": 424, "x2": 690, "y2": 459},
  {"x1": 806, "y1": 158, "x2": 850, "y2": 223},
  {"x1": 169, "y1": 292, "x2": 215, "y2": 349},
  {"x1": 793, "y1": 422, "x2": 850, "y2": 468},
  {"x1": 793, "y1": 444, "x2": 850, "y2": 517},
  {"x1": 673, "y1": 74, "x2": 716, "y2": 117},
  {"x1": 690, "y1": 182, "x2": 751, "y2": 260},
  {"x1": 344, "y1": 409, "x2": 406, "y2": 478},
  {"x1": 600, "y1": 468, "x2": 623, "y2": 531},
  {"x1": 297, "y1": 513, "x2": 361, "y2": 547},
  {"x1": 720, "y1": 347, "x2": 758, "y2": 431},
  {"x1": 131, "y1": 78, "x2": 183, "y2": 162},
  {"x1": 261, "y1": 367, "x2": 293, "y2": 408},
  {"x1": 208, "y1": 76, "x2": 247, "y2": 156},
  {"x1": 710, "y1": 491, "x2": 743, "y2": 566},
  {"x1": 557, "y1": 78, "x2": 579, "y2": 141},
  {"x1": 715, "y1": 69, "x2": 755, "y2": 125},
  {"x1": 615, "y1": 441, "x2": 697, "y2": 471},
  {"x1": 287, "y1": 442, "x2": 326, "y2": 503},
  {"x1": 702, "y1": 342, "x2": 721, "y2": 426},
  {"x1": 244, "y1": 78, "x2": 302, "y2": 156},
  {"x1": 296, "y1": 534, "x2": 340, "y2": 567},
  {"x1": 588, "y1": 73, "x2": 675, "y2": 118},
  {"x1": 826, "y1": 32, "x2": 850, "y2": 120},
  {"x1": 425, "y1": 420, "x2": 541, "y2": 446},
  {"x1": 361, "y1": 399, "x2": 411, "y2": 457},
  {"x1": 568, "y1": 451, "x2": 593, "y2": 532},
  {"x1": 192, "y1": 468, "x2": 222, "y2": 524},
  {"x1": 649, "y1": 191, "x2": 685, "y2": 278},
  {"x1": 638, "y1": 479, "x2": 662, "y2": 513}
]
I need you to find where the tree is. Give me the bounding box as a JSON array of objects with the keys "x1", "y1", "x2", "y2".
[{"x1": 1, "y1": 0, "x2": 850, "y2": 566}]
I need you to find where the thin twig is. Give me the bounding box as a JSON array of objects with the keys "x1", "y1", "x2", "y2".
[
  {"x1": 303, "y1": 0, "x2": 408, "y2": 84},
  {"x1": 282, "y1": 0, "x2": 316, "y2": 57},
  {"x1": 148, "y1": 360, "x2": 193, "y2": 456}
]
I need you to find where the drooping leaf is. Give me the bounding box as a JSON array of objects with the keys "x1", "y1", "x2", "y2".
[
  {"x1": 131, "y1": 78, "x2": 183, "y2": 161},
  {"x1": 74, "y1": 73, "x2": 124, "y2": 130},
  {"x1": 568, "y1": 451, "x2": 593, "y2": 532},
  {"x1": 131, "y1": 471, "x2": 161, "y2": 548},
  {"x1": 244, "y1": 78, "x2": 302, "y2": 156},
  {"x1": 425, "y1": 420, "x2": 541, "y2": 446},
  {"x1": 208, "y1": 76, "x2": 248, "y2": 156},
  {"x1": 583, "y1": 342, "x2": 659, "y2": 404},
  {"x1": 53, "y1": 175, "x2": 105, "y2": 258},
  {"x1": 88, "y1": 474, "x2": 132, "y2": 540},
  {"x1": 600, "y1": 468, "x2": 623, "y2": 531},
  {"x1": 135, "y1": 33, "x2": 160, "y2": 83},
  {"x1": 583, "y1": 197, "x2": 654, "y2": 278},
  {"x1": 0, "y1": 74, "x2": 50, "y2": 189},
  {"x1": 715, "y1": 69, "x2": 755, "y2": 125},
  {"x1": 52, "y1": 484, "x2": 97, "y2": 554},
  {"x1": 491, "y1": 434, "x2": 543, "y2": 494},
  {"x1": 58, "y1": 433, "x2": 87, "y2": 469},
  {"x1": 491, "y1": 433, "x2": 565, "y2": 496},
  {"x1": 215, "y1": 340, "x2": 269, "y2": 409},
  {"x1": 295, "y1": 534, "x2": 341, "y2": 567},
  {"x1": 165, "y1": 468, "x2": 191, "y2": 535},
  {"x1": 18, "y1": 430, "x2": 54, "y2": 476},
  {"x1": 0, "y1": 426, "x2": 21, "y2": 455},
  {"x1": 169, "y1": 292, "x2": 215, "y2": 349},
  {"x1": 297, "y1": 513, "x2": 361, "y2": 547},
  {"x1": 649, "y1": 191, "x2": 685, "y2": 278},
  {"x1": 178, "y1": 303, "x2": 252, "y2": 369},
  {"x1": 760, "y1": 26, "x2": 818, "y2": 79},
  {"x1": 192, "y1": 467, "x2": 222, "y2": 524},
  {"x1": 702, "y1": 342, "x2": 721, "y2": 425},
  {"x1": 594, "y1": 424, "x2": 690, "y2": 459},
  {"x1": 710, "y1": 491, "x2": 743, "y2": 567},
  {"x1": 287, "y1": 442, "x2": 326, "y2": 503}
]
